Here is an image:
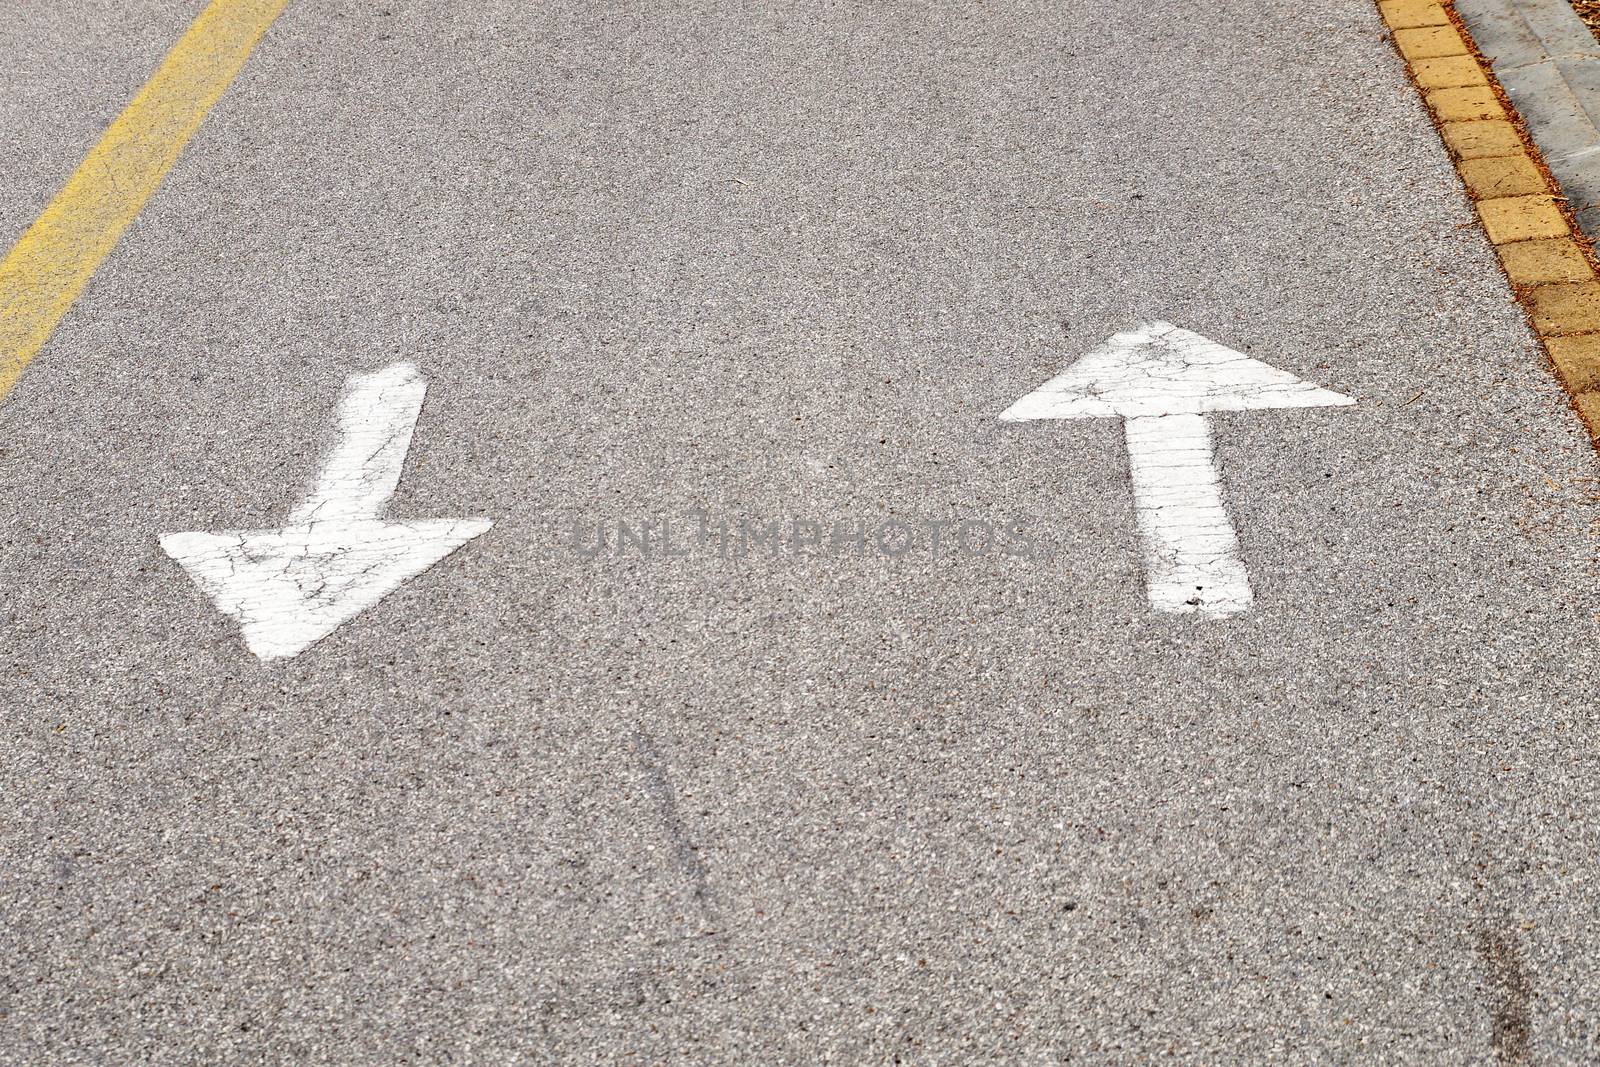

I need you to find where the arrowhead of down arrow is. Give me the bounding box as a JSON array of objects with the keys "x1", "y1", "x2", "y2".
[
  {"x1": 161, "y1": 519, "x2": 492, "y2": 661},
  {"x1": 998, "y1": 321, "x2": 1354, "y2": 421}
]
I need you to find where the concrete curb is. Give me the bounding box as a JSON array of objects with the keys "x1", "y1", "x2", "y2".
[{"x1": 1455, "y1": 0, "x2": 1600, "y2": 236}]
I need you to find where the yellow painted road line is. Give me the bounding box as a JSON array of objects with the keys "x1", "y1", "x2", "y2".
[{"x1": 0, "y1": 0, "x2": 287, "y2": 405}]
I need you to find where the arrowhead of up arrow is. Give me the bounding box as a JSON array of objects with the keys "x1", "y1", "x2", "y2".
[
  {"x1": 999, "y1": 321, "x2": 1354, "y2": 421},
  {"x1": 160, "y1": 518, "x2": 492, "y2": 661}
]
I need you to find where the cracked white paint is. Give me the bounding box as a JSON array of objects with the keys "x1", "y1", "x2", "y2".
[
  {"x1": 1001, "y1": 322, "x2": 1354, "y2": 617},
  {"x1": 161, "y1": 363, "x2": 492, "y2": 660}
]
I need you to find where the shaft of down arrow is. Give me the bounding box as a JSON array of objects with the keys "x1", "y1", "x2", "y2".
[
  {"x1": 1122, "y1": 412, "x2": 1253, "y2": 617},
  {"x1": 287, "y1": 362, "x2": 427, "y2": 525}
]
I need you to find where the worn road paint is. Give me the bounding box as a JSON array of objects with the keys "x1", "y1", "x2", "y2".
[
  {"x1": 1121, "y1": 413, "x2": 1254, "y2": 614},
  {"x1": 0, "y1": 0, "x2": 287, "y2": 405},
  {"x1": 1001, "y1": 322, "x2": 1354, "y2": 617},
  {"x1": 161, "y1": 364, "x2": 492, "y2": 661}
]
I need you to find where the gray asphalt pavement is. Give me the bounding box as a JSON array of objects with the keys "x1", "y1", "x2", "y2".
[{"x1": 3, "y1": 0, "x2": 1599, "y2": 1062}]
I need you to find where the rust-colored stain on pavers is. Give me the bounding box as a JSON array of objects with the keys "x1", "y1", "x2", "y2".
[{"x1": 1379, "y1": 0, "x2": 1600, "y2": 444}]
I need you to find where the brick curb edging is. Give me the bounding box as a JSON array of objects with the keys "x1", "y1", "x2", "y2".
[{"x1": 1381, "y1": 0, "x2": 1600, "y2": 442}]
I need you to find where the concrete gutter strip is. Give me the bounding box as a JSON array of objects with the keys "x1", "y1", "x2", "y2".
[{"x1": 1456, "y1": 0, "x2": 1600, "y2": 235}]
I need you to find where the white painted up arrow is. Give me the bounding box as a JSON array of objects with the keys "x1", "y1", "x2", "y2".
[
  {"x1": 1000, "y1": 321, "x2": 1353, "y2": 617},
  {"x1": 161, "y1": 363, "x2": 491, "y2": 661}
]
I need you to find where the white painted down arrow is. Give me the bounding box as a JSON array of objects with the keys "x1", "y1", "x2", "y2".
[
  {"x1": 161, "y1": 363, "x2": 491, "y2": 661},
  {"x1": 1001, "y1": 321, "x2": 1353, "y2": 618}
]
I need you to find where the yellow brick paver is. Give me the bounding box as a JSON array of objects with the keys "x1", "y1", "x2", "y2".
[
  {"x1": 1394, "y1": 25, "x2": 1469, "y2": 60},
  {"x1": 1528, "y1": 283, "x2": 1600, "y2": 335},
  {"x1": 1428, "y1": 86, "x2": 1503, "y2": 122},
  {"x1": 1497, "y1": 239, "x2": 1592, "y2": 286},
  {"x1": 1544, "y1": 336, "x2": 1600, "y2": 393},
  {"x1": 1439, "y1": 120, "x2": 1523, "y2": 159},
  {"x1": 1459, "y1": 156, "x2": 1548, "y2": 199},
  {"x1": 1576, "y1": 392, "x2": 1600, "y2": 436},
  {"x1": 1413, "y1": 55, "x2": 1488, "y2": 89},
  {"x1": 1477, "y1": 196, "x2": 1569, "y2": 243},
  {"x1": 1380, "y1": 0, "x2": 1451, "y2": 29}
]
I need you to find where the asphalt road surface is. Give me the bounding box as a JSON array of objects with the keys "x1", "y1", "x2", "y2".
[{"x1": 3, "y1": 1, "x2": 1599, "y2": 1063}]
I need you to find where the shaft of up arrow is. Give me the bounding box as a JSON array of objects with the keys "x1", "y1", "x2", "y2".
[{"x1": 1123, "y1": 412, "x2": 1252, "y2": 616}]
